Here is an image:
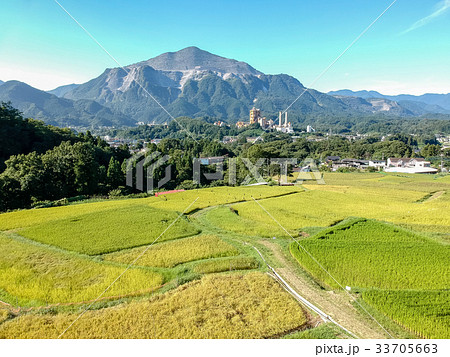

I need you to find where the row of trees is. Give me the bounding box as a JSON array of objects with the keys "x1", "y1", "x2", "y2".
[
  {"x1": 2, "y1": 132, "x2": 447, "y2": 212},
  {"x1": 109, "y1": 117, "x2": 263, "y2": 141},
  {"x1": 234, "y1": 132, "x2": 447, "y2": 161}
]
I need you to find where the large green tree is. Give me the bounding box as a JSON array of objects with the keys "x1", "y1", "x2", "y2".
[{"x1": 107, "y1": 157, "x2": 123, "y2": 189}]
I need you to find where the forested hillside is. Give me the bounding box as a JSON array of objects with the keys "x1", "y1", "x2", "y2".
[
  {"x1": 0, "y1": 103, "x2": 130, "y2": 211},
  {"x1": 0, "y1": 103, "x2": 81, "y2": 170}
]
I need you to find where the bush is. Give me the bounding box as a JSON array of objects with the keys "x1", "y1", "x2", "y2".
[
  {"x1": 108, "y1": 188, "x2": 125, "y2": 198},
  {"x1": 208, "y1": 180, "x2": 226, "y2": 187},
  {"x1": 31, "y1": 197, "x2": 71, "y2": 209},
  {"x1": 176, "y1": 180, "x2": 199, "y2": 190},
  {"x1": 336, "y1": 167, "x2": 358, "y2": 173}
]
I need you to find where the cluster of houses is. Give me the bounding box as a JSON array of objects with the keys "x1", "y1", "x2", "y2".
[
  {"x1": 102, "y1": 136, "x2": 139, "y2": 149},
  {"x1": 436, "y1": 134, "x2": 450, "y2": 150},
  {"x1": 325, "y1": 156, "x2": 438, "y2": 174},
  {"x1": 193, "y1": 155, "x2": 439, "y2": 176},
  {"x1": 101, "y1": 136, "x2": 163, "y2": 153}
]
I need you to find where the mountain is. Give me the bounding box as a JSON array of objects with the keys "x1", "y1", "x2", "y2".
[
  {"x1": 137, "y1": 46, "x2": 262, "y2": 75},
  {"x1": 47, "y1": 83, "x2": 80, "y2": 97},
  {"x1": 393, "y1": 94, "x2": 450, "y2": 111},
  {"x1": 63, "y1": 46, "x2": 431, "y2": 124},
  {"x1": 329, "y1": 89, "x2": 450, "y2": 112},
  {"x1": 0, "y1": 80, "x2": 134, "y2": 127},
  {"x1": 63, "y1": 46, "x2": 273, "y2": 122},
  {"x1": 334, "y1": 95, "x2": 414, "y2": 116},
  {"x1": 0, "y1": 80, "x2": 4, "y2": 86},
  {"x1": 3, "y1": 48, "x2": 447, "y2": 128},
  {"x1": 328, "y1": 89, "x2": 385, "y2": 99}
]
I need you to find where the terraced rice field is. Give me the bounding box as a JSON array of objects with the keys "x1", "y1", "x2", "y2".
[
  {"x1": 0, "y1": 185, "x2": 307, "y2": 339},
  {"x1": 19, "y1": 205, "x2": 199, "y2": 255},
  {"x1": 289, "y1": 218, "x2": 449, "y2": 290},
  {"x1": 0, "y1": 233, "x2": 163, "y2": 306},
  {"x1": 0, "y1": 173, "x2": 448, "y2": 339},
  {"x1": 363, "y1": 290, "x2": 449, "y2": 339},
  {"x1": 289, "y1": 219, "x2": 449, "y2": 338},
  {"x1": 0, "y1": 273, "x2": 308, "y2": 339},
  {"x1": 208, "y1": 173, "x2": 450, "y2": 237}
]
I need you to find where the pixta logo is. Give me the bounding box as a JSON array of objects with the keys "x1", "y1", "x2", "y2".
[
  {"x1": 194, "y1": 157, "x2": 325, "y2": 186},
  {"x1": 127, "y1": 152, "x2": 324, "y2": 192},
  {"x1": 126, "y1": 150, "x2": 171, "y2": 192}
]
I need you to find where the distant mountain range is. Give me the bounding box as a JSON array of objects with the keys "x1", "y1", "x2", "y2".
[
  {"x1": 0, "y1": 47, "x2": 449, "y2": 127},
  {"x1": 0, "y1": 80, "x2": 134, "y2": 127},
  {"x1": 47, "y1": 83, "x2": 79, "y2": 98},
  {"x1": 328, "y1": 89, "x2": 450, "y2": 113}
]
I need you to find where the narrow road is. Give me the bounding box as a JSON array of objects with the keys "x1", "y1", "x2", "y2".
[
  {"x1": 248, "y1": 243, "x2": 357, "y2": 338},
  {"x1": 258, "y1": 240, "x2": 389, "y2": 339}
]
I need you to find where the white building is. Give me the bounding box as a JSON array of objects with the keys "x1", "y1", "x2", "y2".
[
  {"x1": 385, "y1": 158, "x2": 437, "y2": 174},
  {"x1": 275, "y1": 112, "x2": 294, "y2": 133},
  {"x1": 368, "y1": 160, "x2": 386, "y2": 168}
]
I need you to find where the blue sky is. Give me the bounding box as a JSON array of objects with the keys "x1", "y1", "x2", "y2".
[{"x1": 1, "y1": 0, "x2": 449, "y2": 95}]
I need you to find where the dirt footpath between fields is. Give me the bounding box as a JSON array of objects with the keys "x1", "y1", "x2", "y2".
[
  {"x1": 424, "y1": 191, "x2": 445, "y2": 202},
  {"x1": 259, "y1": 240, "x2": 388, "y2": 339}
]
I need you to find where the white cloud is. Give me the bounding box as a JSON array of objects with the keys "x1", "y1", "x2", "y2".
[{"x1": 401, "y1": 0, "x2": 450, "y2": 34}]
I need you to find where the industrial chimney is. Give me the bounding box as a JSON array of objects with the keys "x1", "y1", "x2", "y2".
[
  {"x1": 285, "y1": 112, "x2": 288, "y2": 127},
  {"x1": 278, "y1": 112, "x2": 282, "y2": 127}
]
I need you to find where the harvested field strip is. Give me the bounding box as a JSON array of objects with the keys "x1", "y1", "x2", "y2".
[
  {"x1": 193, "y1": 257, "x2": 259, "y2": 274},
  {"x1": 0, "y1": 282, "x2": 168, "y2": 314},
  {"x1": 422, "y1": 190, "x2": 446, "y2": 202},
  {"x1": 103, "y1": 234, "x2": 239, "y2": 268}
]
